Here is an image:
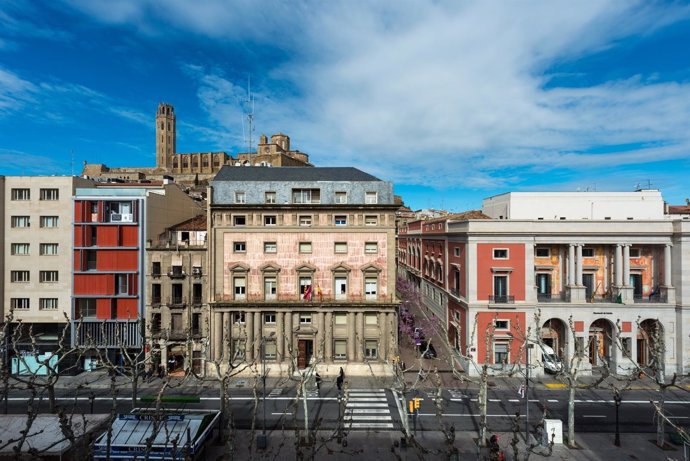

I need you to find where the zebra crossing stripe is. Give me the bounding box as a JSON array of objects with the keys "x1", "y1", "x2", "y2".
[{"x1": 344, "y1": 415, "x2": 392, "y2": 421}]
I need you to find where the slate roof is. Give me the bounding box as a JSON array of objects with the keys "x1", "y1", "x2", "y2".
[
  {"x1": 169, "y1": 214, "x2": 207, "y2": 231},
  {"x1": 212, "y1": 166, "x2": 382, "y2": 182},
  {"x1": 668, "y1": 205, "x2": 690, "y2": 215}
]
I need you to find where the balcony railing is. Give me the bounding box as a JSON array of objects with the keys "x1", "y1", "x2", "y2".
[
  {"x1": 537, "y1": 293, "x2": 561, "y2": 302},
  {"x1": 75, "y1": 320, "x2": 141, "y2": 348},
  {"x1": 168, "y1": 266, "x2": 186, "y2": 279},
  {"x1": 489, "y1": 295, "x2": 515, "y2": 304},
  {"x1": 192, "y1": 296, "x2": 203, "y2": 306},
  {"x1": 634, "y1": 293, "x2": 665, "y2": 303},
  {"x1": 151, "y1": 296, "x2": 162, "y2": 306},
  {"x1": 168, "y1": 296, "x2": 186, "y2": 307},
  {"x1": 449, "y1": 287, "x2": 460, "y2": 298}
]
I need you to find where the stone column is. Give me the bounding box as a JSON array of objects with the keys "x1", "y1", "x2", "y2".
[
  {"x1": 347, "y1": 312, "x2": 356, "y2": 361},
  {"x1": 379, "y1": 312, "x2": 388, "y2": 361},
  {"x1": 222, "y1": 312, "x2": 230, "y2": 360},
  {"x1": 664, "y1": 244, "x2": 672, "y2": 286},
  {"x1": 575, "y1": 245, "x2": 582, "y2": 286},
  {"x1": 325, "y1": 312, "x2": 333, "y2": 363},
  {"x1": 254, "y1": 312, "x2": 262, "y2": 360},
  {"x1": 317, "y1": 312, "x2": 326, "y2": 360},
  {"x1": 214, "y1": 311, "x2": 223, "y2": 361},
  {"x1": 615, "y1": 244, "x2": 623, "y2": 287},
  {"x1": 568, "y1": 244, "x2": 575, "y2": 285},
  {"x1": 246, "y1": 311, "x2": 254, "y2": 362},
  {"x1": 276, "y1": 312, "x2": 284, "y2": 361},
  {"x1": 355, "y1": 312, "x2": 364, "y2": 362},
  {"x1": 623, "y1": 245, "x2": 630, "y2": 286},
  {"x1": 284, "y1": 312, "x2": 293, "y2": 359}
]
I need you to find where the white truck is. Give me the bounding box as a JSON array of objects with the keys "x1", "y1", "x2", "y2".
[{"x1": 540, "y1": 344, "x2": 563, "y2": 373}]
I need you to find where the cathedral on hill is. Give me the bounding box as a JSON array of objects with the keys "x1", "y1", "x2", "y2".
[{"x1": 82, "y1": 103, "x2": 312, "y2": 185}]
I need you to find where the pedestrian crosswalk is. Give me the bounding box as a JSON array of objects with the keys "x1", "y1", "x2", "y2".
[
  {"x1": 305, "y1": 388, "x2": 319, "y2": 399},
  {"x1": 343, "y1": 389, "x2": 394, "y2": 430},
  {"x1": 268, "y1": 388, "x2": 283, "y2": 398}
]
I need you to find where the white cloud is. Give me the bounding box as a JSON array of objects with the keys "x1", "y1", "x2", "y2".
[{"x1": 63, "y1": 1, "x2": 690, "y2": 196}]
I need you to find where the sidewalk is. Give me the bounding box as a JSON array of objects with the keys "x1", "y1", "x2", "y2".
[{"x1": 211, "y1": 429, "x2": 688, "y2": 460}]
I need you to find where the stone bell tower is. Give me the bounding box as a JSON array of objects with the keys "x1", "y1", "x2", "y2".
[{"x1": 156, "y1": 103, "x2": 176, "y2": 169}]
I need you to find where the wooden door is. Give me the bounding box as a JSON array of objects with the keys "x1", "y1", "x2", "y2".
[{"x1": 298, "y1": 340, "x2": 307, "y2": 369}]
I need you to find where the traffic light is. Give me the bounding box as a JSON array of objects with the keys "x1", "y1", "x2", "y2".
[
  {"x1": 414, "y1": 398, "x2": 421, "y2": 409},
  {"x1": 408, "y1": 400, "x2": 414, "y2": 413}
]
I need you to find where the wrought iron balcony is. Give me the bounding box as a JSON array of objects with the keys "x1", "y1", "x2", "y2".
[
  {"x1": 151, "y1": 296, "x2": 162, "y2": 306},
  {"x1": 168, "y1": 266, "x2": 186, "y2": 279},
  {"x1": 634, "y1": 293, "x2": 666, "y2": 303},
  {"x1": 168, "y1": 296, "x2": 186, "y2": 307},
  {"x1": 537, "y1": 293, "x2": 564, "y2": 302},
  {"x1": 192, "y1": 296, "x2": 203, "y2": 306},
  {"x1": 489, "y1": 295, "x2": 515, "y2": 304}
]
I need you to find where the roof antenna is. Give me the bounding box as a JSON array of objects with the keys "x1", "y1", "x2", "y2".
[{"x1": 242, "y1": 76, "x2": 255, "y2": 159}]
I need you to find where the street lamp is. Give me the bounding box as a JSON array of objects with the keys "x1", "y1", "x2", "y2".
[{"x1": 613, "y1": 389, "x2": 622, "y2": 447}]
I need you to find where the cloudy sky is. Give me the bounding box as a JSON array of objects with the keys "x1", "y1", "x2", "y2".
[{"x1": 1, "y1": 1, "x2": 690, "y2": 210}]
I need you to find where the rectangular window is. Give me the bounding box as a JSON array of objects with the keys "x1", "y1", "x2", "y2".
[
  {"x1": 494, "y1": 342, "x2": 509, "y2": 364},
  {"x1": 85, "y1": 250, "x2": 97, "y2": 270},
  {"x1": 335, "y1": 191, "x2": 347, "y2": 204},
  {"x1": 365, "y1": 192, "x2": 378, "y2": 204},
  {"x1": 233, "y1": 277, "x2": 246, "y2": 300},
  {"x1": 234, "y1": 312, "x2": 246, "y2": 324},
  {"x1": 365, "y1": 242, "x2": 378, "y2": 254},
  {"x1": 365, "y1": 277, "x2": 378, "y2": 300},
  {"x1": 629, "y1": 248, "x2": 641, "y2": 258},
  {"x1": 40, "y1": 188, "x2": 59, "y2": 200},
  {"x1": 11, "y1": 298, "x2": 30, "y2": 310},
  {"x1": 493, "y1": 320, "x2": 509, "y2": 330},
  {"x1": 11, "y1": 243, "x2": 30, "y2": 255},
  {"x1": 40, "y1": 243, "x2": 58, "y2": 255},
  {"x1": 299, "y1": 215, "x2": 312, "y2": 226},
  {"x1": 264, "y1": 341, "x2": 277, "y2": 360},
  {"x1": 264, "y1": 313, "x2": 276, "y2": 324},
  {"x1": 40, "y1": 298, "x2": 58, "y2": 310},
  {"x1": 233, "y1": 215, "x2": 246, "y2": 226},
  {"x1": 582, "y1": 248, "x2": 594, "y2": 257},
  {"x1": 292, "y1": 188, "x2": 320, "y2": 204},
  {"x1": 535, "y1": 248, "x2": 550, "y2": 258},
  {"x1": 234, "y1": 242, "x2": 246, "y2": 252},
  {"x1": 151, "y1": 284, "x2": 162, "y2": 304},
  {"x1": 334, "y1": 313, "x2": 347, "y2": 325},
  {"x1": 299, "y1": 277, "x2": 312, "y2": 297},
  {"x1": 334, "y1": 340, "x2": 347, "y2": 360},
  {"x1": 334, "y1": 215, "x2": 347, "y2": 226},
  {"x1": 364, "y1": 215, "x2": 378, "y2": 226},
  {"x1": 335, "y1": 277, "x2": 347, "y2": 300},
  {"x1": 40, "y1": 216, "x2": 59, "y2": 228},
  {"x1": 264, "y1": 242, "x2": 277, "y2": 253},
  {"x1": 493, "y1": 275, "x2": 508, "y2": 301},
  {"x1": 264, "y1": 215, "x2": 277, "y2": 226},
  {"x1": 299, "y1": 242, "x2": 312, "y2": 253},
  {"x1": 76, "y1": 298, "x2": 96, "y2": 318},
  {"x1": 365, "y1": 340, "x2": 378, "y2": 359},
  {"x1": 493, "y1": 248, "x2": 508, "y2": 259},
  {"x1": 152, "y1": 262, "x2": 162, "y2": 277},
  {"x1": 365, "y1": 314, "x2": 378, "y2": 325},
  {"x1": 115, "y1": 274, "x2": 128, "y2": 294},
  {"x1": 264, "y1": 277, "x2": 277, "y2": 300},
  {"x1": 234, "y1": 191, "x2": 246, "y2": 204},
  {"x1": 11, "y1": 188, "x2": 30, "y2": 200},
  {"x1": 299, "y1": 313, "x2": 312, "y2": 324},
  {"x1": 265, "y1": 191, "x2": 276, "y2": 204},
  {"x1": 11, "y1": 216, "x2": 30, "y2": 228},
  {"x1": 39, "y1": 271, "x2": 58, "y2": 283},
  {"x1": 334, "y1": 242, "x2": 348, "y2": 254},
  {"x1": 11, "y1": 271, "x2": 30, "y2": 282}
]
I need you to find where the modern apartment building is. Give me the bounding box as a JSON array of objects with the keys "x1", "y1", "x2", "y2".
[
  {"x1": 72, "y1": 182, "x2": 201, "y2": 366},
  {"x1": 146, "y1": 214, "x2": 208, "y2": 376},
  {"x1": 398, "y1": 191, "x2": 690, "y2": 377},
  {"x1": 208, "y1": 167, "x2": 398, "y2": 374},
  {"x1": 1, "y1": 176, "x2": 94, "y2": 368}
]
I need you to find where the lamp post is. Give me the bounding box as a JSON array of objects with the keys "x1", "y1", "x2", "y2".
[{"x1": 613, "y1": 389, "x2": 621, "y2": 447}]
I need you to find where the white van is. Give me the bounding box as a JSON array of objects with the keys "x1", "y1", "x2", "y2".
[{"x1": 540, "y1": 345, "x2": 563, "y2": 373}]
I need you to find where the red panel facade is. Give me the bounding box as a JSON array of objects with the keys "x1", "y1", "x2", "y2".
[
  {"x1": 476, "y1": 243, "x2": 526, "y2": 301},
  {"x1": 117, "y1": 299, "x2": 138, "y2": 319},
  {"x1": 475, "y1": 311, "x2": 526, "y2": 364}
]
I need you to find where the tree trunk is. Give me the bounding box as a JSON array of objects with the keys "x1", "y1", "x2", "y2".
[
  {"x1": 656, "y1": 387, "x2": 665, "y2": 447},
  {"x1": 48, "y1": 383, "x2": 56, "y2": 413},
  {"x1": 478, "y1": 366, "x2": 488, "y2": 447},
  {"x1": 567, "y1": 381, "x2": 576, "y2": 448},
  {"x1": 131, "y1": 373, "x2": 139, "y2": 410}
]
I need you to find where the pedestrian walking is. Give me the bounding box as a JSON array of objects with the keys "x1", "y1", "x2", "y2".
[
  {"x1": 315, "y1": 372, "x2": 321, "y2": 390},
  {"x1": 336, "y1": 367, "x2": 344, "y2": 391}
]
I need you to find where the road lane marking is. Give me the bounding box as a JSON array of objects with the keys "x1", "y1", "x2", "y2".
[
  {"x1": 547, "y1": 399, "x2": 558, "y2": 403},
  {"x1": 583, "y1": 415, "x2": 606, "y2": 418},
  {"x1": 344, "y1": 415, "x2": 392, "y2": 421},
  {"x1": 346, "y1": 403, "x2": 389, "y2": 407},
  {"x1": 417, "y1": 414, "x2": 525, "y2": 418},
  {"x1": 271, "y1": 412, "x2": 293, "y2": 415},
  {"x1": 345, "y1": 409, "x2": 390, "y2": 414},
  {"x1": 508, "y1": 399, "x2": 519, "y2": 402},
  {"x1": 348, "y1": 422, "x2": 394, "y2": 429}
]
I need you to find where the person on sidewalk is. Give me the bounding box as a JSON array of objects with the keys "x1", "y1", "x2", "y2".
[
  {"x1": 315, "y1": 372, "x2": 322, "y2": 390},
  {"x1": 336, "y1": 367, "x2": 344, "y2": 391}
]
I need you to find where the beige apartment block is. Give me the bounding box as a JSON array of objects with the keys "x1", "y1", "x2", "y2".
[{"x1": 2, "y1": 176, "x2": 94, "y2": 354}]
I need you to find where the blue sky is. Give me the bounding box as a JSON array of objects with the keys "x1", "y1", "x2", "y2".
[{"x1": 1, "y1": 1, "x2": 690, "y2": 211}]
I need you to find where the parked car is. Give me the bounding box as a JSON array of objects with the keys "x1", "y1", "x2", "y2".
[
  {"x1": 418, "y1": 341, "x2": 437, "y2": 359},
  {"x1": 540, "y1": 344, "x2": 563, "y2": 373}
]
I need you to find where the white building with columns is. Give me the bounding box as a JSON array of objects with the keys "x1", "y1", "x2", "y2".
[{"x1": 398, "y1": 191, "x2": 690, "y2": 377}]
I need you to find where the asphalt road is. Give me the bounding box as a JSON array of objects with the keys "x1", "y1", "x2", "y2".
[{"x1": 3, "y1": 384, "x2": 689, "y2": 435}]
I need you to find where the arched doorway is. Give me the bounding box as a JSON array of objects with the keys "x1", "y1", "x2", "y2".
[
  {"x1": 589, "y1": 319, "x2": 614, "y2": 367},
  {"x1": 541, "y1": 318, "x2": 567, "y2": 358},
  {"x1": 637, "y1": 319, "x2": 664, "y2": 368}
]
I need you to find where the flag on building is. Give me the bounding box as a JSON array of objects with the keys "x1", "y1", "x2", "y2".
[{"x1": 303, "y1": 284, "x2": 313, "y2": 301}]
